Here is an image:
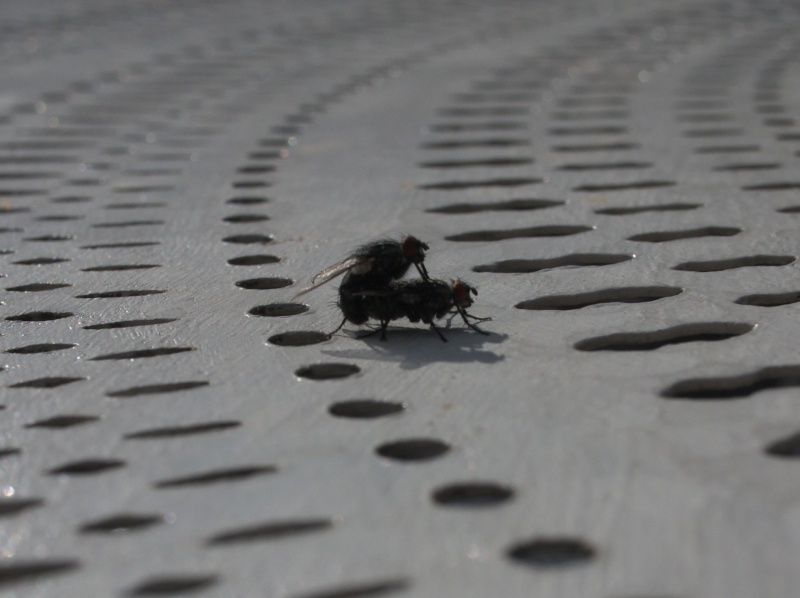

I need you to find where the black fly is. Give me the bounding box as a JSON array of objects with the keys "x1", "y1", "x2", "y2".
[
  {"x1": 339, "y1": 278, "x2": 491, "y2": 342},
  {"x1": 292, "y1": 235, "x2": 429, "y2": 300}
]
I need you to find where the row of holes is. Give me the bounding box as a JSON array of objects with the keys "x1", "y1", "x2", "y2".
[{"x1": 6, "y1": 3, "x2": 798, "y2": 596}]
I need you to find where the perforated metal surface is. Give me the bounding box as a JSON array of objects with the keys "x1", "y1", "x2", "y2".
[{"x1": 3, "y1": 1, "x2": 800, "y2": 596}]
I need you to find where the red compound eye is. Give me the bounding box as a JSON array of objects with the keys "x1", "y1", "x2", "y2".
[
  {"x1": 453, "y1": 281, "x2": 471, "y2": 303},
  {"x1": 402, "y1": 235, "x2": 428, "y2": 262}
]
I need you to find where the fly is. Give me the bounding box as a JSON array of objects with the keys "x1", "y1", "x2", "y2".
[
  {"x1": 292, "y1": 235, "x2": 429, "y2": 300},
  {"x1": 335, "y1": 278, "x2": 491, "y2": 342}
]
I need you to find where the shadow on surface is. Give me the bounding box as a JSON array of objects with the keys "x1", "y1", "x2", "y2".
[{"x1": 321, "y1": 323, "x2": 507, "y2": 370}]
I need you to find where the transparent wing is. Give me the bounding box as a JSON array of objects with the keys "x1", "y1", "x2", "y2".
[{"x1": 291, "y1": 255, "x2": 368, "y2": 300}]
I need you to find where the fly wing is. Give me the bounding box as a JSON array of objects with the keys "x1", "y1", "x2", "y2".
[{"x1": 291, "y1": 255, "x2": 368, "y2": 300}]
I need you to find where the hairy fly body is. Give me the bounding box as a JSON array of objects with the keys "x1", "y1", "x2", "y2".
[
  {"x1": 293, "y1": 235, "x2": 429, "y2": 300},
  {"x1": 334, "y1": 278, "x2": 491, "y2": 342}
]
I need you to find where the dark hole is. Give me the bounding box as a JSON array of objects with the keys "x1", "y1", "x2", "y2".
[
  {"x1": 558, "y1": 161, "x2": 653, "y2": 171},
  {"x1": 735, "y1": 291, "x2": 800, "y2": 307},
  {"x1": 474, "y1": 253, "x2": 632, "y2": 273},
  {"x1": 223, "y1": 214, "x2": 270, "y2": 223},
  {"x1": 24, "y1": 235, "x2": 74, "y2": 242},
  {"x1": 507, "y1": 537, "x2": 596, "y2": 567},
  {"x1": 0, "y1": 559, "x2": 80, "y2": 585},
  {"x1": 551, "y1": 142, "x2": 639, "y2": 152},
  {"x1": 673, "y1": 255, "x2": 795, "y2": 272},
  {"x1": 290, "y1": 579, "x2": 410, "y2": 598},
  {"x1": 0, "y1": 449, "x2": 21, "y2": 460},
  {"x1": 227, "y1": 197, "x2": 270, "y2": 205},
  {"x1": 10, "y1": 377, "x2": 85, "y2": 389},
  {"x1": 418, "y1": 177, "x2": 541, "y2": 191},
  {"x1": 764, "y1": 430, "x2": 800, "y2": 458},
  {"x1": 236, "y1": 277, "x2": 293, "y2": 290},
  {"x1": 595, "y1": 203, "x2": 700, "y2": 215},
  {"x1": 6, "y1": 343, "x2": 75, "y2": 354},
  {"x1": 376, "y1": 438, "x2": 450, "y2": 461},
  {"x1": 107, "y1": 381, "x2": 209, "y2": 398},
  {"x1": 154, "y1": 465, "x2": 277, "y2": 488},
  {"x1": 547, "y1": 126, "x2": 627, "y2": 136},
  {"x1": 36, "y1": 215, "x2": 82, "y2": 222},
  {"x1": 207, "y1": 518, "x2": 332, "y2": 546},
  {"x1": 0, "y1": 189, "x2": 46, "y2": 197},
  {"x1": 268, "y1": 331, "x2": 330, "y2": 346},
  {"x1": 574, "y1": 322, "x2": 753, "y2": 351},
  {"x1": 5, "y1": 311, "x2": 73, "y2": 322},
  {"x1": 446, "y1": 225, "x2": 592, "y2": 242},
  {"x1": 82, "y1": 264, "x2": 160, "y2": 272},
  {"x1": 76, "y1": 290, "x2": 166, "y2": 298},
  {"x1": 90, "y1": 347, "x2": 194, "y2": 361},
  {"x1": 232, "y1": 181, "x2": 269, "y2": 189},
  {"x1": 79, "y1": 513, "x2": 164, "y2": 534},
  {"x1": 112, "y1": 185, "x2": 175, "y2": 194},
  {"x1": 418, "y1": 157, "x2": 533, "y2": 169},
  {"x1": 516, "y1": 286, "x2": 683, "y2": 310},
  {"x1": 329, "y1": 400, "x2": 405, "y2": 419},
  {"x1": 427, "y1": 198, "x2": 562, "y2": 214},
  {"x1": 427, "y1": 121, "x2": 527, "y2": 133},
  {"x1": 550, "y1": 109, "x2": 629, "y2": 121},
  {"x1": 438, "y1": 107, "x2": 528, "y2": 117},
  {"x1": 682, "y1": 128, "x2": 743, "y2": 138},
  {"x1": 227, "y1": 255, "x2": 280, "y2": 266},
  {"x1": 742, "y1": 182, "x2": 800, "y2": 191},
  {"x1": 661, "y1": 365, "x2": 800, "y2": 400},
  {"x1": 237, "y1": 165, "x2": 275, "y2": 174},
  {"x1": 125, "y1": 421, "x2": 240, "y2": 439},
  {"x1": 126, "y1": 574, "x2": 219, "y2": 596},
  {"x1": 81, "y1": 242, "x2": 160, "y2": 249},
  {"x1": 432, "y1": 482, "x2": 514, "y2": 506},
  {"x1": 92, "y1": 220, "x2": 164, "y2": 228},
  {"x1": 6, "y1": 282, "x2": 72, "y2": 293},
  {"x1": 48, "y1": 458, "x2": 126, "y2": 475},
  {"x1": 295, "y1": 363, "x2": 360, "y2": 380},
  {"x1": 83, "y1": 318, "x2": 177, "y2": 330},
  {"x1": 223, "y1": 234, "x2": 274, "y2": 244},
  {"x1": 573, "y1": 180, "x2": 676, "y2": 192},
  {"x1": 694, "y1": 145, "x2": 760, "y2": 154},
  {"x1": 0, "y1": 498, "x2": 44, "y2": 517},
  {"x1": 628, "y1": 227, "x2": 741, "y2": 243},
  {"x1": 250, "y1": 303, "x2": 309, "y2": 317},
  {"x1": 26, "y1": 415, "x2": 99, "y2": 429},
  {"x1": 421, "y1": 138, "x2": 530, "y2": 150},
  {"x1": 713, "y1": 162, "x2": 781, "y2": 171}
]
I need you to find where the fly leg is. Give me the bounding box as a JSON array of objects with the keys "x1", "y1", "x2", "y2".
[
  {"x1": 429, "y1": 322, "x2": 448, "y2": 342},
  {"x1": 458, "y1": 307, "x2": 490, "y2": 335},
  {"x1": 355, "y1": 326, "x2": 380, "y2": 340},
  {"x1": 379, "y1": 319, "x2": 390, "y2": 341},
  {"x1": 327, "y1": 316, "x2": 348, "y2": 338}
]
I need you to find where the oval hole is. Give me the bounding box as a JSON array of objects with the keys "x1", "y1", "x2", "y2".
[
  {"x1": 250, "y1": 303, "x2": 309, "y2": 317},
  {"x1": 375, "y1": 438, "x2": 450, "y2": 462},
  {"x1": 507, "y1": 537, "x2": 596, "y2": 567},
  {"x1": 432, "y1": 482, "x2": 514, "y2": 506},
  {"x1": 329, "y1": 400, "x2": 405, "y2": 419},
  {"x1": 268, "y1": 331, "x2": 330, "y2": 346},
  {"x1": 295, "y1": 363, "x2": 360, "y2": 380}
]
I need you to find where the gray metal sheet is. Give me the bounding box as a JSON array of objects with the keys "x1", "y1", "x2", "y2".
[{"x1": 2, "y1": 1, "x2": 800, "y2": 597}]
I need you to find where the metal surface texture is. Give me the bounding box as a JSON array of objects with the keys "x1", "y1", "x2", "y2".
[{"x1": 2, "y1": 0, "x2": 800, "y2": 596}]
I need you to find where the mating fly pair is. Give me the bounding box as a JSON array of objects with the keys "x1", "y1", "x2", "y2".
[{"x1": 293, "y1": 236, "x2": 490, "y2": 341}]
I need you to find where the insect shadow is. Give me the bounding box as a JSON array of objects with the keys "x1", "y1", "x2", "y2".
[{"x1": 321, "y1": 323, "x2": 507, "y2": 370}]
